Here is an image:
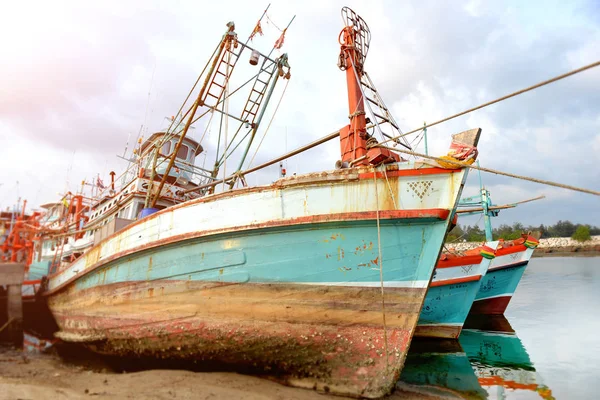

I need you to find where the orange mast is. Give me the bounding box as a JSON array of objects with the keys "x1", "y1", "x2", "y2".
[{"x1": 337, "y1": 7, "x2": 400, "y2": 167}]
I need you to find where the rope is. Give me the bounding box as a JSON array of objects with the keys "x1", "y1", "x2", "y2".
[
  {"x1": 382, "y1": 167, "x2": 398, "y2": 209},
  {"x1": 372, "y1": 144, "x2": 600, "y2": 197},
  {"x1": 373, "y1": 166, "x2": 389, "y2": 368},
  {"x1": 377, "y1": 60, "x2": 600, "y2": 147},
  {"x1": 0, "y1": 318, "x2": 15, "y2": 334},
  {"x1": 247, "y1": 79, "x2": 291, "y2": 169}
]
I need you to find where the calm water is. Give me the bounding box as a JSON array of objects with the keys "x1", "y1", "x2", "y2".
[{"x1": 400, "y1": 256, "x2": 600, "y2": 399}]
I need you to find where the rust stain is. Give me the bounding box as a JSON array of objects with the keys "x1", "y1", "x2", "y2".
[
  {"x1": 148, "y1": 288, "x2": 154, "y2": 297},
  {"x1": 371, "y1": 257, "x2": 379, "y2": 266},
  {"x1": 337, "y1": 246, "x2": 345, "y2": 261},
  {"x1": 146, "y1": 256, "x2": 153, "y2": 281},
  {"x1": 325, "y1": 254, "x2": 331, "y2": 259},
  {"x1": 368, "y1": 242, "x2": 373, "y2": 250}
]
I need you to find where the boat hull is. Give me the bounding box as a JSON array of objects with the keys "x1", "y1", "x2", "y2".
[
  {"x1": 45, "y1": 164, "x2": 470, "y2": 397},
  {"x1": 416, "y1": 243, "x2": 498, "y2": 339},
  {"x1": 470, "y1": 245, "x2": 534, "y2": 315}
]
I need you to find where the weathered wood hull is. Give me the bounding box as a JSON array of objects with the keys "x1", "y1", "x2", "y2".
[
  {"x1": 45, "y1": 163, "x2": 470, "y2": 398},
  {"x1": 51, "y1": 280, "x2": 426, "y2": 397},
  {"x1": 416, "y1": 242, "x2": 499, "y2": 339},
  {"x1": 469, "y1": 244, "x2": 535, "y2": 315}
]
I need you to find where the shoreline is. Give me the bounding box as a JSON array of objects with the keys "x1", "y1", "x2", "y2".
[
  {"x1": 446, "y1": 235, "x2": 600, "y2": 258},
  {"x1": 532, "y1": 249, "x2": 600, "y2": 258}
]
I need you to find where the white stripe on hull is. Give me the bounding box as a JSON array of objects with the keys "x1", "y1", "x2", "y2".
[{"x1": 473, "y1": 293, "x2": 514, "y2": 301}]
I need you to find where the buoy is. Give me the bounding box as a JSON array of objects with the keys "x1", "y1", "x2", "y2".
[{"x1": 249, "y1": 50, "x2": 260, "y2": 66}]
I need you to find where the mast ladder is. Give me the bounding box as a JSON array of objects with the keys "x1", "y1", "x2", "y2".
[
  {"x1": 240, "y1": 58, "x2": 278, "y2": 126},
  {"x1": 201, "y1": 43, "x2": 242, "y2": 109}
]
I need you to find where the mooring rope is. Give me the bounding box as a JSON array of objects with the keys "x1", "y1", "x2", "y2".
[
  {"x1": 372, "y1": 144, "x2": 600, "y2": 196},
  {"x1": 373, "y1": 166, "x2": 389, "y2": 368},
  {"x1": 376, "y1": 60, "x2": 600, "y2": 147},
  {"x1": 0, "y1": 317, "x2": 15, "y2": 334}
]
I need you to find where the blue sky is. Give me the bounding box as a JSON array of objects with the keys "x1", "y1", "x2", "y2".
[{"x1": 0, "y1": 0, "x2": 598, "y2": 228}]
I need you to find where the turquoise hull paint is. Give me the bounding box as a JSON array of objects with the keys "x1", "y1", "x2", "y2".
[
  {"x1": 418, "y1": 280, "x2": 482, "y2": 326},
  {"x1": 474, "y1": 263, "x2": 528, "y2": 301},
  {"x1": 460, "y1": 329, "x2": 533, "y2": 369},
  {"x1": 28, "y1": 260, "x2": 51, "y2": 280},
  {"x1": 74, "y1": 219, "x2": 449, "y2": 291}
]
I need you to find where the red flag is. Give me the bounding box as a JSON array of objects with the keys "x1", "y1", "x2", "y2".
[
  {"x1": 250, "y1": 21, "x2": 263, "y2": 41},
  {"x1": 274, "y1": 28, "x2": 287, "y2": 49}
]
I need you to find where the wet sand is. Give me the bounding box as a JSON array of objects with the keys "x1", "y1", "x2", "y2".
[{"x1": 0, "y1": 346, "x2": 461, "y2": 400}]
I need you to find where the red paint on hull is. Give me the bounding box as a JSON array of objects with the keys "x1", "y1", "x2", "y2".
[
  {"x1": 469, "y1": 296, "x2": 512, "y2": 315},
  {"x1": 358, "y1": 167, "x2": 460, "y2": 180},
  {"x1": 429, "y1": 274, "x2": 482, "y2": 287},
  {"x1": 436, "y1": 254, "x2": 482, "y2": 268}
]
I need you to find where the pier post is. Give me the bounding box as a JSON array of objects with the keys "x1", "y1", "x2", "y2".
[{"x1": 0, "y1": 263, "x2": 25, "y2": 347}]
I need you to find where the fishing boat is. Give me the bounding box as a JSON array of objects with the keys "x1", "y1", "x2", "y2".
[
  {"x1": 415, "y1": 240, "x2": 499, "y2": 339},
  {"x1": 460, "y1": 315, "x2": 554, "y2": 399},
  {"x1": 36, "y1": 7, "x2": 482, "y2": 398},
  {"x1": 460, "y1": 188, "x2": 541, "y2": 315}
]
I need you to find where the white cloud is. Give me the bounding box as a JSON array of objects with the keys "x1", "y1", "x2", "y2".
[{"x1": 0, "y1": 0, "x2": 598, "y2": 227}]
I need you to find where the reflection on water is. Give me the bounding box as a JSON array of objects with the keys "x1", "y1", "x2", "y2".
[
  {"x1": 401, "y1": 315, "x2": 553, "y2": 399},
  {"x1": 401, "y1": 256, "x2": 600, "y2": 399}
]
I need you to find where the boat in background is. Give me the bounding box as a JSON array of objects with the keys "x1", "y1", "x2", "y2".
[
  {"x1": 416, "y1": 240, "x2": 499, "y2": 339},
  {"x1": 461, "y1": 315, "x2": 554, "y2": 399},
  {"x1": 33, "y1": 7, "x2": 484, "y2": 398},
  {"x1": 457, "y1": 187, "x2": 541, "y2": 315},
  {"x1": 470, "y1": 234, "x2": 539, "y2": 315}
]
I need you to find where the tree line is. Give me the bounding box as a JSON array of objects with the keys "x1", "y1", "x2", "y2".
[{"x1": 447, "y1": 220, "x2": 599, "y2": 243}]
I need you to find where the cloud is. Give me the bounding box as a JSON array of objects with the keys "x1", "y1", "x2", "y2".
[{"x1": 0, "y1": 0, "x2": 598, "y2": 227}]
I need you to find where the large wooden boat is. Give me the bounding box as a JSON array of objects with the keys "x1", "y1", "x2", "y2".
[{"x1": 36, "y1": 7, "x2": 483, "y2": 398}]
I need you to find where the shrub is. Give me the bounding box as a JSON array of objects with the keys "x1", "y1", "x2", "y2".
[{"x1": 572, "y1": 225, "x2": 591, "y2": 242}]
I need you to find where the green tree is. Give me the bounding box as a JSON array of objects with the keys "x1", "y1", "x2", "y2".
[{"x1": 572, "y1": 225, "x2": 591, "y2": 242}]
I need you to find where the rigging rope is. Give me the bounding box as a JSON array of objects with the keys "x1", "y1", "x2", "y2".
[
  {"x1": 372, "y1": 144, "x2": 600, "y2": 196},
  {"x1": 377, "y1": 60, "x2": 600, "y2": 147},
  {"x1": 373, "y1": 166, "x2": 389, "y2": 368}
]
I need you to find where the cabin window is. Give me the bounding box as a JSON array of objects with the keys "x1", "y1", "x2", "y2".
[
  {"x1": 177, "y1": 145, "x2": 189, "y2": 160},
  {"x1": 161, "y1": 142, "x2": 171, "y2": 156}
]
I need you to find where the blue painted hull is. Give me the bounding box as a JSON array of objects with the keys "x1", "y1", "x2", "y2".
[
  {"x1": 417, "y1": 280, "x2": 482, "y2": 338},
  {"x1": 74, "y1": 219, "x2": 446, "y2": 291},
  {"x1": 471, "y1": 263, "x2": 528, "y2": 315}
]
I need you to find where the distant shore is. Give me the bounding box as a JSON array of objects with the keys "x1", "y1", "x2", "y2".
[{"x1": 447, "y1": 235, "x2": 600, "y2": 258}]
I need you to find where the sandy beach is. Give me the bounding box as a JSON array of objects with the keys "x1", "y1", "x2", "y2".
[{"x1": 0, "y1": 346, "x2": 461, "y2": 400}]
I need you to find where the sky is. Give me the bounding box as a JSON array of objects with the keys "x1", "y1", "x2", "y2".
[{"x1": 0, "y1": 0, "x2": 598, "y2": 229}]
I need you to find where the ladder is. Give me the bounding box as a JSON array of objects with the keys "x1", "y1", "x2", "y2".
[
  {"x1": 201, "y1": 43, "x2": 242, "y2": 109},
  {"x1": 360, "y1": 71, "x2": 411, "y2": 149},
  {"x1": 240, "y1": 58, "x2": 278, "y2": 126}
]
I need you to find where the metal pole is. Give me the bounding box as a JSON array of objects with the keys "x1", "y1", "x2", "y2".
[{"x1": 180, "y1": 129, "x2": 341, "y2": 194}]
